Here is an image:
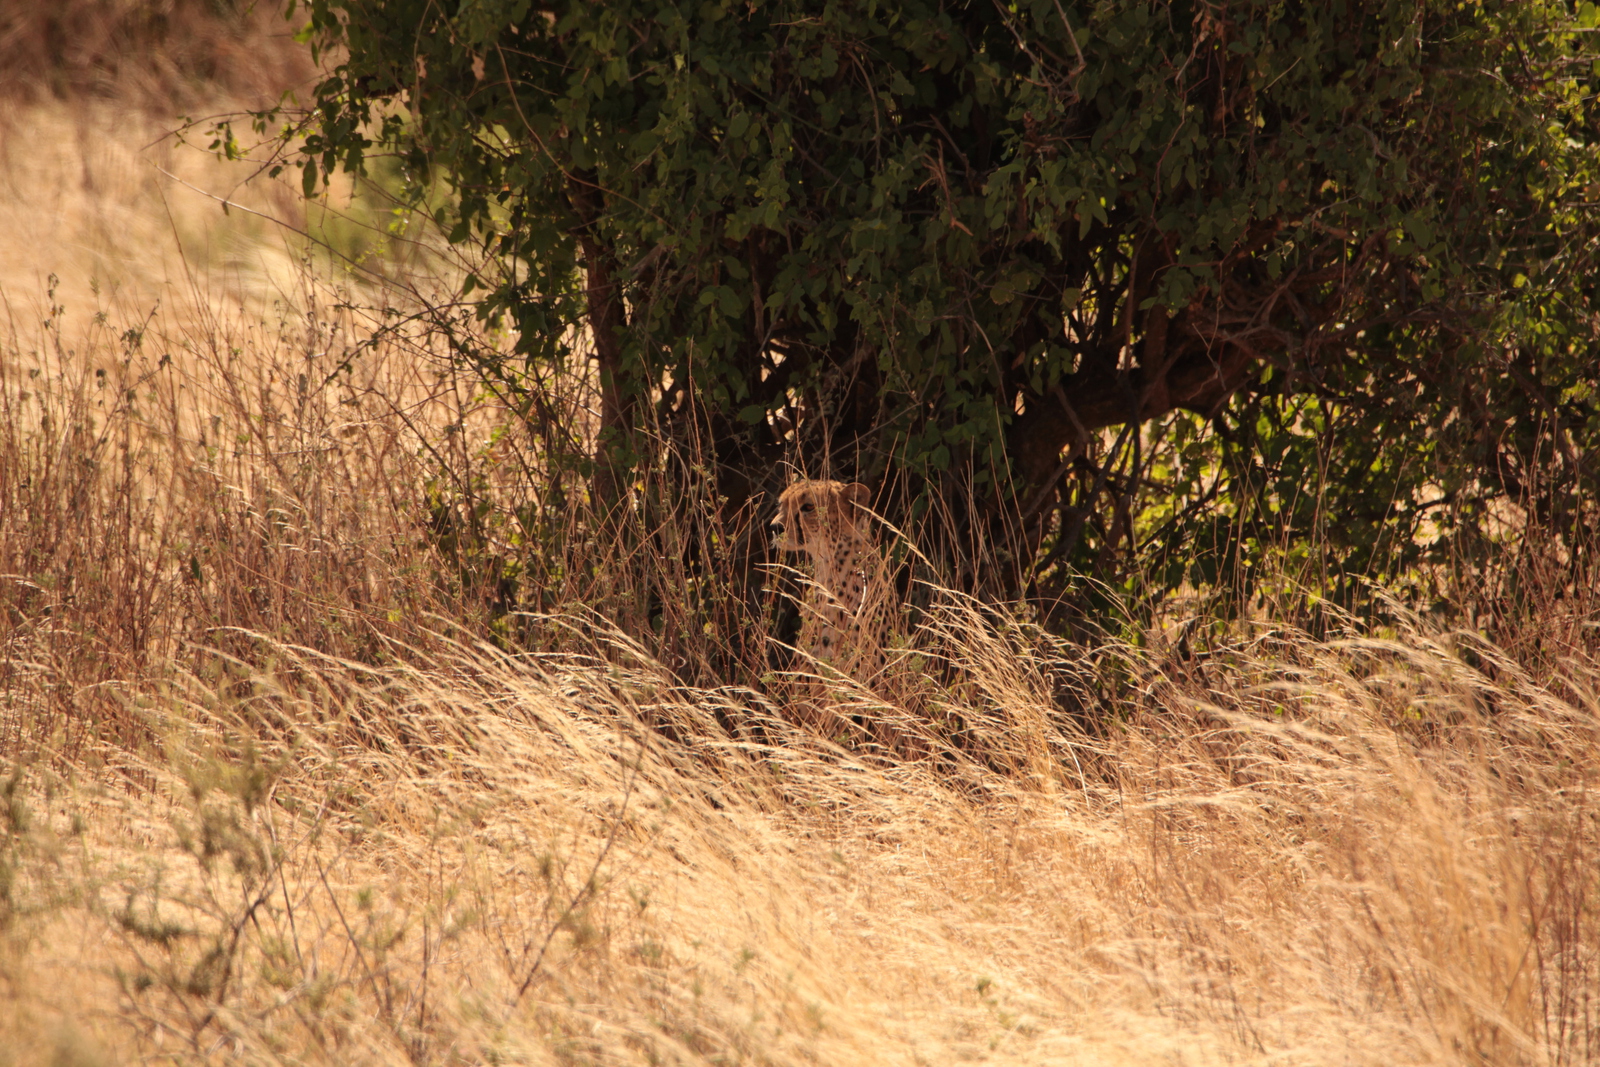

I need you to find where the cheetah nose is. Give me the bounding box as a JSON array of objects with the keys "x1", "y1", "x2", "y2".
[{"x1": 768, "y1": 517, "x2": 784, "y2": 536}]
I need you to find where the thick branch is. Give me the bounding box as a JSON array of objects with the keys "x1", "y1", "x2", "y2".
[{"x1": 1009, "y1": 331, "x2": 1259, "y2": 489}]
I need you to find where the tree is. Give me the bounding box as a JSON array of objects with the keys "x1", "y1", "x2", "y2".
[{"x1": 272, "y1": 0, "x2": 1600, "y2": 620}]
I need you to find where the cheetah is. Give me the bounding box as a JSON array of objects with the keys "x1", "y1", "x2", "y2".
[{"x1": 770, "y1": 479, "x2": 905, "y2": 741}]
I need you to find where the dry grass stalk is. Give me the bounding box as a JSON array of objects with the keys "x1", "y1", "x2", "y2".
[{"x1": 0, "y1": 611, "x2": 1595, "y2": 1065}]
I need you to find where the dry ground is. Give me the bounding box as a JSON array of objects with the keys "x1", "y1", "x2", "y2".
[{"x1": 0, "y1": 15, "x2": 1597, "y2": 1066}]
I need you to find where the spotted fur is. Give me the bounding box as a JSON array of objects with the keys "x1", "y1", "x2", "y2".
[{"x1": 771, "y1": 478, "x2": 895, "y2": 689}]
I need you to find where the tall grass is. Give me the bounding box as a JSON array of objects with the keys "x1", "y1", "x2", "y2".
[
  {"x1": 1, "y1": 18, "x2": 1598, "y2": 1065},
  {"x1": 1, "y1": 263, "x2": 1596, "y2": 1063},
  {"x1": 1, "y1": 587, "x2": 1595, "y2": 1064},
  {"x1": 0, "y1": 277, "x2": 513, "y2": 753},
  {"x1": 0, "y1": 0, "x2": 314, "y2": 109}
]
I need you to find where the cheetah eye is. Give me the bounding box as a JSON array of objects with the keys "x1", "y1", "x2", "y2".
[{"x1": 800, "y1": 503, "x2": 815, "y2": 514}]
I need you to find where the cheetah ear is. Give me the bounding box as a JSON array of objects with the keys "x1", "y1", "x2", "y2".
[{"x1": 845, "y1": 482, "x2": 873, "y2": 509}]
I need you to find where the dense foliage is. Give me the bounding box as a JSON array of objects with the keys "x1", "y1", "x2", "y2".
[{"x1": 269, "y1": 0, "x2": 1600, "y2": 616}]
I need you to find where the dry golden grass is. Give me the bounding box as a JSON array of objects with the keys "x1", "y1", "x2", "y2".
[
  {"x1": 0, "y1": 608, "x2": 1596, "y2": 1065},
  {"x1": 0, "y1": 0, "x2": 315, "y2": 109},
  {"x1": 2, "y1": 21, "x2": 1598, "y2": 1067},
  {"x1": 0, "y1": 0, "x2": 328, "y2": 321}
]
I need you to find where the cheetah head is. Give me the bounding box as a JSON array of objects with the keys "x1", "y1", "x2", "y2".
[{"x1": 771, "y1": 480, "x2": 872, "y2": 556}]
